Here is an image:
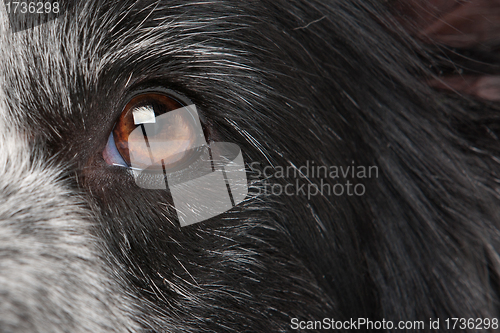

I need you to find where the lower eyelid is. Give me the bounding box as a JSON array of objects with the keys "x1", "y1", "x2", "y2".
[{"x1": 103, "y1": 132, "x2": 129, "y2": 167}]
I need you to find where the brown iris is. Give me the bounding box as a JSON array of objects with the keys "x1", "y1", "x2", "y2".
[{"x1": 113, "y1": 93, "x2": 200, "y2": 169}]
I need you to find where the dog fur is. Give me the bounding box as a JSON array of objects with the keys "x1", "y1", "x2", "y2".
[{"x1": 1, "y1": 0, "x2": 500, "y2": 332}]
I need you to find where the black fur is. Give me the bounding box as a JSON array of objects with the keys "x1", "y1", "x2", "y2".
[{"x1": 2, "y1": 0, "x2": 500, "y2": 331}]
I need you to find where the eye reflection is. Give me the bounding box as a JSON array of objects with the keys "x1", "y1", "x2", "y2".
[{"x1": 110, "y1": 93, "x2": 206, "y2": 170}]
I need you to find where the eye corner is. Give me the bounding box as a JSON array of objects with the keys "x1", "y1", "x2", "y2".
[{"x1": 102, "y1": 131, "x2": 129, "y2": 168}]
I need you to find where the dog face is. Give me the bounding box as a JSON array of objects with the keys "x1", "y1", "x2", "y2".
[{"x1": 1, "y1": 0, "x2": 500, "y2": 332}]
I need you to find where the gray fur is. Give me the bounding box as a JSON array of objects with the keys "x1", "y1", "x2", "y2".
[
  {"x1": 0, "y1": 7, "x2": 137, "y2": 326},
  {"x1": 0, "y1": 129, "x2": 139, "y2": 332}
]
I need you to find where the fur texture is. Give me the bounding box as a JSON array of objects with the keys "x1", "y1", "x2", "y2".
[{"x1": 1, "y1": 0, "x2": 500, "y2": 332}]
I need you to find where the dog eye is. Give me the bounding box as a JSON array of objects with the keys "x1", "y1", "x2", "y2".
[{"x1": 103, "y1": 92, "x2": 203, "y2": 170}]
